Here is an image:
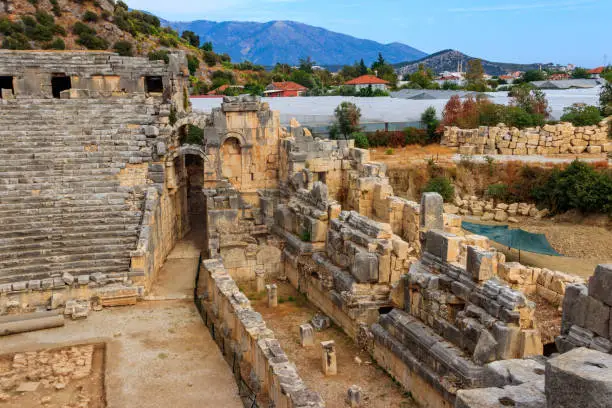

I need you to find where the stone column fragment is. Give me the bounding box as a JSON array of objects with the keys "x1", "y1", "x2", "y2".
[
  {"x1": 320, "y1": 340, "x2": 337, "y2": 376},
  {"x1": 266, "y1": 284, "x2": 278, "y2": 308},
  {"x1": 300, "y1": 323, "x2": 315, "y2": 347},
  {"x1": 255, "y1": 267, "x2": 265, "y2": 293},
  {"x1": 347, "y1": 385, "x2": 362, "y2": 407}
]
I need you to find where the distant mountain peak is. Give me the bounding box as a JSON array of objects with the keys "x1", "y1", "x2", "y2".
[{"x1": 164, "y1": 19, "x2": 427, "y2": 66}]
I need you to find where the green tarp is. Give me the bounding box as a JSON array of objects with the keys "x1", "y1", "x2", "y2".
[{"x1": 462, "y1": 221, "x2": 562, "y2": 257}]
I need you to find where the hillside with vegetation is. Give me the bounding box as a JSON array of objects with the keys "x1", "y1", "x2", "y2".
[{"x1": 395, "y1": 49, "x2": 558, "y2": 76}]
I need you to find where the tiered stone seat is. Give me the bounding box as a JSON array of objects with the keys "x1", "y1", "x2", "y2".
[{"x1": 0, "y1": 97, "x2": 159, "y2": 283}]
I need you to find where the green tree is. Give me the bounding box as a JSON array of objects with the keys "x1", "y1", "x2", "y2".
[
  {"x1": 521, "y1": 70, "x2": 547, "y2": 82},
  {"x1": 334, "y1": 102, "x2": 362, "y2": 138},
  {"x1": 572, "y1": 67, "x2": 590, "y2": 79},
  {"x1": 181, "y1": 30, "x2": 200, "y2": 48},
  {"x1": 409, "y1": 64, "x2": 434, "y2": 89},
  {"x1": 466, "y1": 59, "x2": 486, "y2": 91},
  {"x1": 299, "y1": 56, "x2": 315, "y2": 73},
  {"x1": 186, "y1": 54, "x2": 200, "y2": 76},
  {"x1": 289, "y1": 70, "x2": 317, "y2": 89},
  {"x1": 421, "y1": 106, "x2": 441, "y2": 143},
  {"x1": 200, "y1": 41, "x2": 213, "y2": 52},
  {"x1": 358, "y1": 59, "x2": 368, "y2": 75},
  {"x1": 599, "y1": 82, "x2": 612, "y2": 116},
  {"x1": 560, "y1": 104, "x2": 603, "y2": 126}
]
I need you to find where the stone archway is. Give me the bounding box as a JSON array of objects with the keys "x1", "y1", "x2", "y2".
[{"x1": 220, "y1": 137, "x2": 242, "y2": 188}]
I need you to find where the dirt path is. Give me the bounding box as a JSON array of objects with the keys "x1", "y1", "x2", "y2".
[{"x1": 250, "y1": 282, "x2": 416, "y2": 408}]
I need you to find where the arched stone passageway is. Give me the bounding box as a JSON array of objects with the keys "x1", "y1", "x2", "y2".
[{"x1": 220, "y1": 137, "x2": 242, "y2": 188}]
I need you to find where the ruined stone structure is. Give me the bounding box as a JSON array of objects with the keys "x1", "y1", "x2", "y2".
[
  {"x1": 442, "y1": 121, "x2": 611, "y2": 155},
  {"x1": 2, "y1": 51, "x2": 611, "y2": 408},
  {"x1": 0, "y1": 50, "x2": 190, "y2": 308}
]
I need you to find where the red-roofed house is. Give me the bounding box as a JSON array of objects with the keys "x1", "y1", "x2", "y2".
[
  {"x1": 344, "y1": 75, "x2": 389, "y2": 91},
  {"x1": 588, "y1": 67, "x2": 605, "y2": 78},
  {"x1": 264, "y1": 81, "x2": 308, "y2": 97}
]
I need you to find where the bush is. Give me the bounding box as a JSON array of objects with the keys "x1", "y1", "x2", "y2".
[
  {"x1": 148, "y1": 49, "x2": 170, "y2": 64},
  {"x1": 2, "y1": 33, "x2": 31, "y2": 49},
  {"x1": 43, "y1": 37, "x2": 65, "y2": 50},
  {"x1": 423, "y1": 176, "x2": 455, "y2": 202},
  {"x1": 533, "y1": 161, "x2": 612, "y2": 214},
  {"x1": 186, "y1": 54, "x2": 199, "y2": 76},
  {"x1": 35, "y1": 11, "x2": 54, "y2": 26},
  {"x1": 113, "y1": 40, "x2": 133, "y2": 56},
  {"x1": 404, "y1": 127, "x2": 427, "y2": 145},
  {"x1": 486, "y1": 183, "x2": 510, "y2": 201},
  {"x1": 184, "y1": 125, "x2": 204, "y2": 145},
  {"x1": 158, "y1": 36, "x2": 177, "y2": 47},
  {"x1": 83, "y1": 11, "x2": 99, "y2": 22},
  {"x1": 353, "y1": 132, "x2": 369, "y2": 149},
  {"x1": 385, "y1": 148, "x2": 394, "y2": 155},
  {"x1": 73, "y1": 22, "x2": 95, "y2": 36},
  {"x1": 560, "y1": 104, "x2": 603, "y2": 126},
  {"x1": 77, "y1": 33, "x2": 108, "y2": 50}
]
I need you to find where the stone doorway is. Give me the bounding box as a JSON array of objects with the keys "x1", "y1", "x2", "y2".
[
  {"x1": 185, "y1": 154, "x2": 205, "y2": 223},
  {"x1": 220, "y1": 137, "x2": 242, "y2": 189}
]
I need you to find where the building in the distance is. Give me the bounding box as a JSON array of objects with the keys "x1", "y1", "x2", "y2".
[
  {"x1": 588, "y1": 67, "x2": 605, "y2": 79},
  {"x1": 344, "y1": 75, "x2": 389, "y2": 91},
  {"x1": 264, "y1": 81, "x2": 308, "y2": 97}
]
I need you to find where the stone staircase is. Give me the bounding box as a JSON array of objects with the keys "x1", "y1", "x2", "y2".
[{"x1": 0, "y1": 97, "x2": 160, "y2": 284}]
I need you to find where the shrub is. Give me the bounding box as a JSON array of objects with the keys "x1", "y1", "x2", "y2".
[
  {"x1": 486, "y1": 183, "x2": 509, "y2": 201},
  {"x1": 202, "y1": 50, "x2": 218, "y2": 67},
  {"x1": 113, "y1": 40, "x2": 133, "y2": 56},
  {"x1": 43, "y1": 37, "x2": 65, "y2": 50},
  {"x1": 385, "y1": 148, "x2": 394, "y2": 155},
  {"x1": 186, "y1": 54, "x2": 199, "y2": 76},
  {"x1": 353, "y1": 132, "x2": 369, "y2": 149},
  {"x1": 148, "y1": 49, "x2": 170, "y2": 64},
  {"x1": 73, "y1": 21, "x2": 95, "y2": 36},
  {"x1": 560, "y1": 104, "x2": 603, "y2": 126},
  {"x1": 423, "y1": 176, "x2": 455, "y2": 202},
  {"x1": 169, "y1": 106, "x2": 177, "y2": 126},
  {"x1": 159, "y1": 36, "x2": 177, "y2": 47},
  {"x1": 533, "y1": 161, "x2": 612, "y2": 214},
  {"x1": 35, "y1": 11, "x2": 54, "y2": 26},
  {"x1": 2, "y1": 33, "x2": 32, "y2": 49},
  {"x1": 77, "y1": 32, "x2": 108, "y2": 50},
  {"x1": 83, "y1": 11, "x2": 99, "y2": 22},
  {"x1": 101, "y1": 10, "x2": 111, "y2": 20},
  {"x1": 367, "y1": 130, "x2": 389, "y2": 147},
  {"x1": 184, "y1": 125, "x2": 204, "y2": 144},
  {"x1": 404, "y1": 127, "x2": 427, "y2": 145},
  {"x1": 181, "y1": 30, "x2": 200, "y2": 48}
]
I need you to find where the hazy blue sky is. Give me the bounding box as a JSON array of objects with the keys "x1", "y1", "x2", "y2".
[{"x1": 126, "y1": 0, "x2": 610, "y2": 67}]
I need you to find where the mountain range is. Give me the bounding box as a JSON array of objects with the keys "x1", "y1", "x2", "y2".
[
  {"x1": 164, "y1": 19, "x2": 427, "y2": 66},
  {"x1": 395, "y1": 49, "x2": 559, "y2": 77}
]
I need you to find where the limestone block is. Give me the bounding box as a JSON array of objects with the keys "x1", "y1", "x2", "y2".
[
  {"x1": 561, "y1": 284, "x2": 589, "y2": 335},
  {"x1": 321, "y1": 340, "x2": 337, "y2": 376},
  {"x1": 520, "y1": 330, "x2": 543, "y2": 357},
  {"x1": 481, "y1": 212, "x2": 494, "y2": 221},
  {"x1": 351, "y1": 251, "x2": 379, "y2": 283},
  {"x1": 467, "y1": 246, "x2": 498, "y2": 282},
  {"x1": 584, "y1": 296, "x2": 610, "y2": 338},
  {"x1": 587, "y1": 146, "x2": 602, "y2": 154},
  {"x1": 62, "y1": 273, "x2": 75, "y2": 285},
  {"x1": 494, "y1": 210, "x2": 508, "y2": 222},
  {"x1": 300, "y1": 324, "x2": 315, "y2": 347},
  {"x1": 420, "y1": 192, "x2": 444, "y2": 230},
  {"x1": 588, "y1": 264, "x2": 612, "y2": 306},
  {"x1": 473, "y1": 329, "x2": 498, "y2": 365},
  {"x1": 546, "y1": 347, "x2": 612, "y2": 408},
  {"x1": 492, "y1": 322, "x2": 521, "y2": 360},
  {"x1": 347, "y1": 385, "x2": 362, "y2": 408}
]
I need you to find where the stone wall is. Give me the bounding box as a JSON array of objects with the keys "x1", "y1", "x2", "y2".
[
  {"x1": 0, "y1": 50, "x2": 189, "y2": 109},
  {"x1": 556, "y1": 264, "x2": 612, "y2": 354},
  {"x1": 442, "y1": 121, "x2": 611, "y2": 155},
  {"x1": 196, "y1": 258, "x2": 324, "y2": 408},
  {"x1": 203, "y1": 96, "x2": 282, "y2": 195}
]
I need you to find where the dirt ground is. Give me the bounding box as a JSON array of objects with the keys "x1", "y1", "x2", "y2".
[
  {"x1": 0, "y1": 344, "x2": 104, "y2": 408},
  {"x1": 249, "y1": 282, "x2": 416, "y2": 408}
]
